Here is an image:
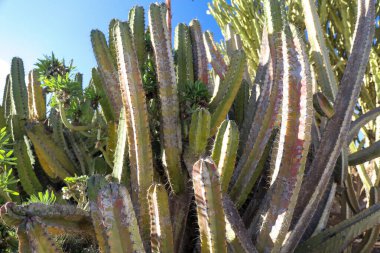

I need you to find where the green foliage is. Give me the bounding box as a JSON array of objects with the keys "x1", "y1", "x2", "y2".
[
  {"x1": 0, "y1": 167, "x2": 19, "y2": 197},
  {"x1": 26, "y1": 190, "x2": 57, "y2": 205}
]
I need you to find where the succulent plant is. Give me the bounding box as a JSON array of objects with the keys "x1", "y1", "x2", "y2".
[{"x1": 0, "y1": 0, "x2": 379, "y2": 252}]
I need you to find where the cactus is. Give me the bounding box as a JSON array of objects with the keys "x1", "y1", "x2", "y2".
[{"x1": 1, "y1": 1, "x2": 380, "y2": 252}]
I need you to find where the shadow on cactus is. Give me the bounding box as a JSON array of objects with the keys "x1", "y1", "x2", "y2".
[{"x1": 0, "y1": 0, "x2": 380, "y2": 252}]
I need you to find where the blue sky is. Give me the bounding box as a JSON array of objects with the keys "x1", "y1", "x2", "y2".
[{"x1": 0, "y1": 0, "x2": 222, "y2": 99}]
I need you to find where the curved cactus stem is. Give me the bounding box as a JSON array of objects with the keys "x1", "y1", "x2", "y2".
[
  {"x1": 313, "y1": 92, "x2": 335, "y2": 118},
  {"x1": 295, "y1": 201, "x2": 380, "y2": 253},
  {"x1": 189, "y1": 108, "x2": 211, "y2": 156},
  {"x1": 192, "y1": 157, "x2": 227, "y2": 253},
  {"x1": 211, "y1": 120, "x2": 239, "y2": 193},
  {"x1": 26, "y1": 123, "x2": 76, "y2": 180},
  {"x1": 347, "y1": 106, "x2": 380, "y2": 142},
  {"x1": 27, "y1": 70, "x2": 46, "y2": 121},
  {"x1": 189, "y1": 19, "x2": 208, "y2": 84},
  {"x1": 210, "y1": 50, "x2": 246, "y2": 135},
  {"x1": 239, "y1": 27, "x2": 270, "y2": 154},
  {"x1": 91, "y1": 29, "x2": 122, "y2": 120},
  {"x1": 253, "y1": 24, "x2": 313, "y2": 252},
  {"x1": 174, "y1": 23, "x2": 194, "y2": 92},
  {"x1": 112, "y1": 20, "x2": 154, "y2": 250},
  {"x1": 229, "y1": 0, "x2": 288, "y2": 207},
  {"x1": 10, "y1": 57, "x2": 28, "y2": 119},
  {"x1": 129, "y1": 6, "x2": 146, "y2": 70},
  {"x1": 301, "y1": 0, "x2": 338, "y2": 101},
  {"x1": 148, "y1": 184, "x2": 174, "y2": 253},
  {"x1": 149, "y1": 3, "x2": 184, "y2": 194},
  {"x1": 282, "y1": 0, "x2": 376, "y2": 251},
  {"x1": 203, "y1": 31, "x2": 227, "y2": 79},
  {"x1": 348, "y1": 140, "x2": 380, "y2": 166}
]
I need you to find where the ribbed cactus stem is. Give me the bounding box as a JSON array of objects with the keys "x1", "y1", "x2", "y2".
[
  {"x1": 211, "y1": 120, "x2": 239, "y2": 193},
  {"x1": 189, "y1": 108, "x2": 211, "y2": 156},
  {"x1": 91, "y1": 68, "x2": 115, "y2": 123},
  {"x1": 10, "y1": 57, "x2": 28, "y2": 119},
  {"x1": 28, "y1": 70, "x2": 46, "y2": 121},
  {"x1": 91, "y1": 30, "x2": 122, "y2": 120},
  {"x1": 174, "y1": 23, "x2": 194, "y2": 92},
  {"x1": 24, "y1": 217, "x2": 63, "y2": 253},
  {"x1": 192, "y1": 157, "x2": 227, "y2": 253},
  {"x1": 254, "y1": 24, "x2": 313, "y2": 252},
  {"x1": 26, "y1": 123, "x2": 76, "y2": 180},
  {"x1": 147, "y1": 184, "x2": 174, "y2": 253},
  {"x1": 189, "y1": 19, "x2": 208, "y2": 84},
  {"x1": 112, "y1": 108, "x2": 129, "y2": 184},
  {"x1": 112, "y1": 20, "x2": 154, "y2": 251},
  {"x1": 12, "y1": 137, "x2": 43, "y2": 195},
  {"x1": 203, "y1": 31, "x2": 227, "y2": 79},
  {"x1": 210, "y1": 50, "x2": 246, "y2": 135},
  {"x1": 129, "y1": 6, "x2": 147, "y2": 70},
  {"x1": 97, "y1": 183, "x2": 145, "y2": 253},
  {"x1": 149, "y1": 3, "x2": 184, "y2": 193}
]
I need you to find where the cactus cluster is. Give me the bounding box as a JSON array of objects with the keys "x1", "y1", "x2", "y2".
[{"x1": 0, "y1": 0, "x2": 379, "y2": 252}]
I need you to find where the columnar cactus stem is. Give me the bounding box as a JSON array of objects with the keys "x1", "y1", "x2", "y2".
[
  {"x1": 189, "y1": 19, "x2": 209, "y2": 84},
  {"x1": 112, "y1": 20, "x2": 154, "y2": 250},
  {"x1": 129, "y1": 6, "x2": 147, "y2": 70},
  {"x1": 203, "y1": 31, "x2": 228, "y2": 79},
  {"x1": 192, "y1": 157, "x2": 227, "y2": 253},
  {"x1": 27, "y1": 70, "x2": 46, "y2": 121},
  {"x1": 147, "y1": 184, "x2": 174, "y2": 253},
  {"x1": 10, "y1": 57, "x2": 28, "y2": 119},
  {"x1": 97, "y1": 183, "x2": 145, "y2": 253},
  {"x1": 91, "y1": 68, "x2": 115, "y2": 123},
  {"x1": 149, "y1": 3, "x2": 184, "y2": 193},
  {"x1": 91, "y1": 30, "x2": 122, "y2": 120},
  {"x1": 12, "y1": 138, "x2": 43, "y2": 195},
  {"x1": 211, "y1": 120, "x2": 239, "y2": 193},
  {"x1": 210, "y1": 50, "x2": 246, "y2": 135},
  {"x1": 230, "y1": 0, "x2": 287, "y2": 207},
  {"x1": 112, "y1": 108, "x2": 129, "y2": 184},
  {"x1": 254, "y1": 24, "x2": 313, "y2": 252},
  {"x1": 189, "y1": 108, "x2": 211, "y2": 156},
  {"x1": 175, "y1": 23, "x2": 194, "y2": 92}
]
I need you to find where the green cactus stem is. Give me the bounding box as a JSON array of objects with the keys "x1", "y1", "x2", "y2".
[
  {"x1": 149, "y1": 3, "x2": 184, "y2": 194},
  {"x1": 129, "y1": 6, "x2": 147, "y2": 70},
  {"x1": 26, "y1": 123, "x2": 76, "y2": 180},
  {"x1": 174, "y1": 23, "x2": 194, "y2": 92},
  {"x1": 189, "y1": 19, "x2": 208, "y2": 84},
  {"x1": 91, "y1": 29, "x2": 122, "y2": 120},
  {"x1": 192, "y1": 157, "x2": 227, "y2": 253},
  {"x1": 96, "y1": 183, "x2": 145, "y2": 253},
  {"x1": 10, "y1": 57, "x2": 28, "y2": 119},
  {"x1": 12, "y1": 138, "x2": 43, "y2": 196},
  {"x1": 210, "y1": 50, "x2": 246, "y2": 135},
  {"x1": 112, "y1": 20, "x2": 154, "y2": 250},
  {"x1": 112, "y1": 108, "x2": 129, "y2": 185},
  {"x1": 27, "y1": 70, "x2": 46, "y2": 121},
  {"x1": 147, "y1": 184, "x2": 174, "y2": 253},
  {"x1": 211, "y1": 120, "x2": 239, "y2": 193},
  {"x1": 189, "y1": 108, "x2": 211, "y2": 156}
]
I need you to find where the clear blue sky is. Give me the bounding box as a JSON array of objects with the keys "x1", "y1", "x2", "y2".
[{"x1": 0, "y1": 0, "x2": 222, "y2": 98}]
